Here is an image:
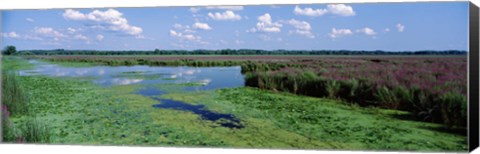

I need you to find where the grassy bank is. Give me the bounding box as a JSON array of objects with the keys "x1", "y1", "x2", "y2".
[
  {"x1": 2, "y1": 56, "x2": 467, "y2": 151},
  {"x1": 245, "y1": 71, "x2": 467, "y2": 128},
  {"x1": 2, "y1": 56, "x2": 51, "y2": 143},
  {"x1": 160, "y1": 87, "x2": 467, "y2": 151},
  {"x1": 8, "y1": 74, "x2": 466, "y2": 150},
  {"x1": 33, "y1": 55, "x2": 468, "y2": 128}
]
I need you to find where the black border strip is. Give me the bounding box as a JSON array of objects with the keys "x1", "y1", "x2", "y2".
[{"x1": 469, "y1": 1, "x2": 479, "y2": 152}]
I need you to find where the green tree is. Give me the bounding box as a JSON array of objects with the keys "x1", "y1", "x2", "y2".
[
  {"x1": 154, "y1": 48, "x2": 161, "y2": 54},
  {"x1": 3, "y1": 46, "x2": 17, "y2": 55}
]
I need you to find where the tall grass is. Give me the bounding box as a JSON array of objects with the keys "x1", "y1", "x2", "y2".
[
  {"x1": 2, "y1": 71, "x2": 30, "y2": 116},
  {"x1": 34, "y1": 55, "x2": 467, "y2": 128},
  {"x1": 1, "y1": 69, "x2": 51, "y2": 143},
  {"x1": 21, "y1": 118, "x2": 51, "y2": 143},
  {"x1": 245, "y1": 71, "x2": 467, "y2": 128}
]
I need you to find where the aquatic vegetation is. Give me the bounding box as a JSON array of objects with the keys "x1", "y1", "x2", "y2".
[
  {"x1": 159, "y1": 87, "x2": 467, "y2": 151},
  {"x1": 33, "y1": 55, "x2": 468, "y2": 127},
  {"x1": 1, "y1": 56, "x2": 468, "y2": 151},
  {"x1": 242, "y1": 57, "x2": 467, "y2": 127},
  {"x1": 1, "y1": 57, "x2": 51, "y2": 142}
]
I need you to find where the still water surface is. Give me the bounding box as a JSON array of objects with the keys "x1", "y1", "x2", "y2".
[{"x1": 20, "y1": 60, "x2": 245, "y2": 128}]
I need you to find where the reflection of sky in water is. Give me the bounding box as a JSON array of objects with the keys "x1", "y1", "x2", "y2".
[{"x1": 19, "y1": 60, "x2": 244, "y2": 90}]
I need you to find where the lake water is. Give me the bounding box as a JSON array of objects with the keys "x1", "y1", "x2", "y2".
[
  {"x1": 20, "y1": 60, "x2": 245, "y2": 128},
  {"x1": 20, "y1": 60, "x2": 244, "y2": 89}
]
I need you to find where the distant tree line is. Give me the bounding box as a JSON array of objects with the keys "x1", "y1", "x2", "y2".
[
  {"x1": 2, "y1": 46, "x2": 17, "y2": 55},
  {"x1": 3, "y1": 47, "x2": 468, "y2": 56}
]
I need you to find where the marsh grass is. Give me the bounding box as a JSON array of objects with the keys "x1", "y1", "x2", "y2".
[
  {"x1": 160, "y1": 87, "x2": 467, "y2": 151},
  {"x1": 2, "y1": 71, "x2": 30, "y2": 116},
  {"x1": 5, "y1": 56, "x2": 467, "y2": 150},
  {"x1": 21, "y1": 117, "x2": 51, "y2": 143},
  {"x1": 40, "y1": 56, "x2": 468, "y2": 128},
  {"x1": 2, "y1": 56, "x2": 51, "y2": 143}
]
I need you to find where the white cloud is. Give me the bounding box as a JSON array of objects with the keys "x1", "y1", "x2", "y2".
[
  {"x1": 173, "y1": 23, "x2": 187, "y2": 30},
  {"x1": 329, "y1": 28, "x2": 353, "y2": 38},
  {"x1": 2, "y1": 32, "x2": 21, "y2": 38},
  {"x1": 73, "y1": 34, "x2": 88, "y2": 41},
  {"x1": 205, "y1": 6, "x2": 244, "y2": 10},
  {"x1": 208, "y1": 11, "x2": 242, "y2": 21},
  {"x1": 173, "y1": 23, "x2": 198, "y2": 33},
  {"x1": 293, "y1": 6, "x2": 328, "y2": 17},
  {"x1": 283, "y1": 19, "x2": 314, "y2": 38},
  {"x1": 190, "y1": 6, "x2": 243, "y2": 13},
  {"x1": 67, "y1": 27, "x2": 78, "y2": 34},
  {"x1": 62, "y1": 9, "x2": 143, "y2": 37},
  {"x1": 96, "y1": 34, "x2": 104, "y2": 41},
  {"x1": 257, "y1": 34, "x2": 282, "y2": 42},
  {"x1": 284, "y1": 19, "x2": 311, "y2": 30},
  {"x1": 294, "y1": 4, "x2": 355, "y2": 17},
  {"x1": 26, "y1": 18, "x2": 34, "y2": 22},
  {"x1": 291, "y1": 30, "x2": 315, "y2": 38},
  {"x1": 184, "y1": 29, "x2": 196, "y2": 33},
  {"x1": 2, "y1": 31, "x2": 42, "y2": 40},
  {"x1": 170, "y1": 30, "x2": 200, "y2": 41},
  {"x1": 192, "y1": 22, "x2": 212, "y2": 30},
  {"x1": 22, "y1": 35, "x2": 43, "y2": 40},
  {"x1": 396, "y1": 23, "x2": 405, "y2": 32},
  {"x1": 63, "y1": 9, "x2": 87, "y2": 20},
  {"x1": 384, "y1": 28, "x2": 390, "y2": 32},
  {"x1": 250, "y1": 13, "x2": 282, "y2": 33},
  {"x1": 34, "y1": 27, "x2": 67, "y2": 40},
  {"x1": 327, "y1": 4, "x2": 356, "y2": 16},
  {"x1": 356, "y1": 27, "x2": 376, "y2": 35},
  {"x1": 189, "y1": 7, "x2": 201, "y2": 13}
]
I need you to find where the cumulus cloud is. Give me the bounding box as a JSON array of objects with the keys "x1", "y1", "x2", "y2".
[
  {"x1": 293, "y1": 6, "x2": 328, "y2": 17},
  {"x1": 396, "y1": 23, "x2": 405, "y2": 32},
  {"x1": 384, "y1": 28, "x2": 390, "y2": 32},
  {"x1": 190, "y1": 6, "x2": 244, "y2": 13},
  {"x1": 63, "y1": 9, "x2": 87, "y2": 20},
  {"x1": 62, "y1": 9, "x2": 143, "y2": 37},
  {"x1": 327, "y1": 4, "x2": 356, "y2": 16},
  {"x1": 170, "y1": 30, "x2": 200, "y2": 41},
  {"x1": 189, "y1": 8, "x2": 201, "y2": 13},
  {"x1": 173, "y1": 23, "x2": 188, "y2": 30},
  {"x1": 208, "y1": 11, "x2": 242, "y2": 21},
  {"x1": 172, "y1": 23, "x2": 200, "y2": 34},
  {"x1": 34, "y1": 27, "x2": 67, "y2": 41},
  {"x1": 294, "y1": 4, "x2": 355, "y2": 17},
  {"x1": 26, "y1": 18, "x2": 34, "y2": 22},
  {"x1": 96, "y1": 34, "x2": 104, "y2": 41},
  {"x1": 249, "y1": 13, "x2": 282, "y2": 33},
  {"x1": 73, "y1": 34, "x2": 88, "y2": 41},
  {"x1": 356, "y1": 27, "x2": 376, "y2": 35},
  {"x1": 192, "y1": 22, "x2": 212, "y2": 30},
  {"x1": 2, "y1": 32, "x2": 42, "y2": 40},
  {"x1": 205, "y1": 6, "x2": 244, "y2": 10},
  {"x1": 291, "y1": 30, "x2": 315, "y2": 38},
  {"x1": 67, "y1": 27, "x2": 77, "y2": 34},
  {"x1": 284, "y1": 19, "x2": 311, "y2": 30},
  {"x1": 2, "y1": 32, "x2": 21, "y2": 39},
  {"x1": 329, "y1": 28, "x2": 353, "y2": 38},
  {"x1": 283, "y1": 19, "x2": 315, "y2": 38}
]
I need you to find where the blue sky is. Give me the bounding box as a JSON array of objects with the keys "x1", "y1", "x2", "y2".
[{"x1": 1, "y1": 2, "x2": 469, "y2": 51}]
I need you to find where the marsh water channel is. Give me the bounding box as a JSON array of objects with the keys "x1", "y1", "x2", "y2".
[{"x1": 19, "y1": 60, "x2": 245, "y2": 128}]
